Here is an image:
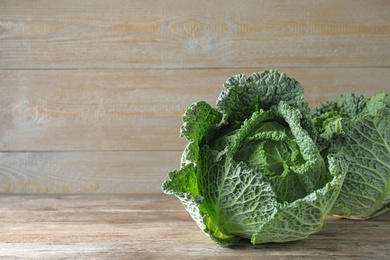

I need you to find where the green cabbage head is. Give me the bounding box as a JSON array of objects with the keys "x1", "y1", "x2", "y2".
[
  {"x1": 162, "y1": 70, "x2": 346, "y2": 246},
  {"x1": 312, "y1": 91, "x2": 390, "y2": 220}
]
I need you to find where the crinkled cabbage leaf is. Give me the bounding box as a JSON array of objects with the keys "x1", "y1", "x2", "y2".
[{"x1": 162, "y1": 70, "x2": 346, "y2": 246}]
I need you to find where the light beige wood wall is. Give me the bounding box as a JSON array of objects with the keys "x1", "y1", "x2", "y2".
[{"x1": 0, "y1": 0, "x2": 389, "y2": 193}]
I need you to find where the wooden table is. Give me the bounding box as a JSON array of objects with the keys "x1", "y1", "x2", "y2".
[{"x1": 0, "y1": 194, "x2": 388, "y2": 259}]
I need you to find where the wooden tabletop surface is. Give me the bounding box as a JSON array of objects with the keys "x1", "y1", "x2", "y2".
[{"x1": 0, "y1": 194, "x2": 388, "y2": 259}]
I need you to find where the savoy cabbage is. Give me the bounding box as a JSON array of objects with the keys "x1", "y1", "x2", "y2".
[
  {"x1": 312, "y1": 91, "x2": 390, "y2": 219},
  {"x1": 162, "y1": 70, "x2": 346, "y2": 246}
]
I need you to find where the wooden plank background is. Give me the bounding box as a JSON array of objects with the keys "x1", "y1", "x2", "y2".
[{"x1": 0, "y1": 0, "x2": 389, "y2": 193}]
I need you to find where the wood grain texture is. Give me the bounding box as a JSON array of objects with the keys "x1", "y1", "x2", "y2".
[
  {"x1": 0, "y1": 68, "x2": 389, "y2": 151},
  {"x1": 0, "y1": 194, "x2": 389, "y2": 259},
  {"x1": 1, "y1": 0, "x2": 389, "y2": 69},
  {"x1": 0, "y1": 151, "x2": 180, "y2": 193},
  {"x1": 0, "y1": 0, "x2": 389, "y2": 193}
]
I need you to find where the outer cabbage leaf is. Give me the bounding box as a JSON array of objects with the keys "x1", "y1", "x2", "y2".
[
  {"x1": 162, "y1": 70, "x2": 345, "y2": 246},
  {"x1": 312, "y1": 91, "x2": 390, "y2": 219},
  {"x1": 312, "y1": 92, "x2": 367, "y2": 119},
  {"x1": 216, "y1": 70, "x2": 310, "y2": 124},
  {"x1": 252, "y1": 155, "x2": 345, "y2": 244}
]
